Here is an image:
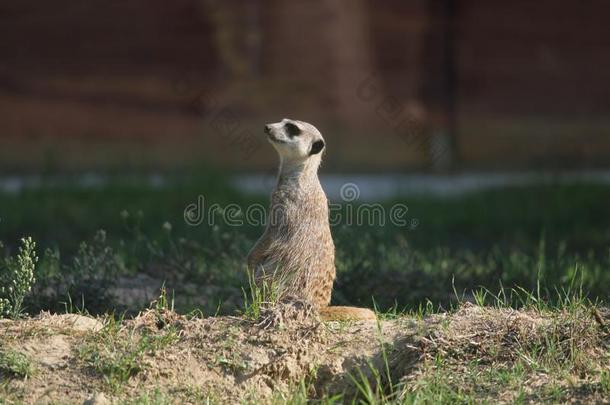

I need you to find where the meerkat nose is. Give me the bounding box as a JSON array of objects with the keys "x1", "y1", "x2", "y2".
[{"x1": 264, "y1": 124, "x2": 271, "y2": 134}]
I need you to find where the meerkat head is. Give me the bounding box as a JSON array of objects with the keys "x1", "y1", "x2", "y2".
[{"x1": 264, "y1": 118, "x2": 325, "y2": 163}]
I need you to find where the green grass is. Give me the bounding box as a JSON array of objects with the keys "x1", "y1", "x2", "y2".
[
  {"x1": 125, "y1": 388, "x2": 172, "y2": 405},
  {"x1": 0, "y1": 175, "x2": 609, "y2": 317},
  {"x1": 3, "y1": 178, "x2": 610, "y2": 252},
  {"x1": 241, "y1": 268, "x2": 285, "y2": 320},
  {"x1": 0, "y1": 348, "x2": 34, "y2": 379},
  {"x1": 315, "y1": 280, "x2": 609, "y2": 405},
  {"x1": 77, "y1": 313, "x2": 179, "y2": 392}
]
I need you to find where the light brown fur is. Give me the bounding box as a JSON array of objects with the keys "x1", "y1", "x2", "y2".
[{"x1": 247, "y1": 119, "x2": 376, "y2": 321}]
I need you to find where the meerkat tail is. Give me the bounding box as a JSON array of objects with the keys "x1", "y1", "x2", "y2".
[{"x1": 319, "y1": 306, "x2": 377, "y2": 321}]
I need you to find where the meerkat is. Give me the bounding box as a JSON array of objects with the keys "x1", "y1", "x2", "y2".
[{"x1": 247, "y1": 118, "x2": 376, "y2": 321}]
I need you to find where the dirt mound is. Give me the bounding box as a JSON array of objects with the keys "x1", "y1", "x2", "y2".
[
  {"x1": 393, "y1": 304, "x2": 610, "y2": 403},
  {"x1": 1, "y1": 304, "x2": 608, "y2": 404}
]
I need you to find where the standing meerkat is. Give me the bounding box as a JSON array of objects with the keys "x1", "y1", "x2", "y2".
[{"x1": 247, "y1": 118, "x2": 376, "y2": 321}]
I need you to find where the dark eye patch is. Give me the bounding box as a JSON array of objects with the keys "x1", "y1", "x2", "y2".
[{"x1": 284, "y1": 122, "x2": 301, "y2": 137}]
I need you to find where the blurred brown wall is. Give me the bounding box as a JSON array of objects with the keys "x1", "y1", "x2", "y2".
[
  {"x1": 456, "y1": 0, "x2": 610, "y2": 168},
  {"x1": 0, "y1": 0, "x2": 609, "y2": 172}
]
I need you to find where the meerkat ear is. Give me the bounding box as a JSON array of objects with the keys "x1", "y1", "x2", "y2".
[{"x1": 310, "y1": 140, "x2": 325, "y2": 155}]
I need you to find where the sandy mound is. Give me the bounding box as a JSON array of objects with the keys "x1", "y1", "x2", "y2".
[{"x1": 1, "y1": 303, "x2": 608, "y2": 404}]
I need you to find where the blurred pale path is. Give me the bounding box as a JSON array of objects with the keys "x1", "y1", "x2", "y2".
[
  {"x1": 235, "y1": 171, "x2": 610, "y2": 200},
  {"x1": 3, "y1": 171, "x2": 610, "y2": 200}
]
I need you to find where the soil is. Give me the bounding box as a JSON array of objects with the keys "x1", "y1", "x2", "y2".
[{"x1": 0, "y1": 302, "x2": 608, "y2": 404}]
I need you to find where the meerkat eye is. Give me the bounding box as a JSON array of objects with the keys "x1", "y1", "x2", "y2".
[{"x1": 284, "y1": 122, "x2": 301, "y2": 137}]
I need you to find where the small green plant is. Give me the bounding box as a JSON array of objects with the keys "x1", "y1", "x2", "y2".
[
  {"x1": 348, "y1": 313, "x2": 398, "y2": 404},
  {"x1": 148, "y1": 285, "x2": 176, "y2": 329},
  {"x1": 601, "y1": 370, "x2": 610, "y2": 394},
  {"x1": 0, "y1": 349, "x2": 34, "y2": 379},
  {"x1": 269, "y1": 376, "x2": 343, "y2": 405},
  {"x1": 349, "y1": 361, "x2": 393, "y2": 404},
  {"x1": 79, "y1": 315, "x2": 179, "y2": 392},
  {"x1": 241, "y1": 267, "x2": 282, "y2": 320},
  {"x1": 0, "y1": 237, "x2": 38, "y2": 318},
  {"x1": 126, "y1": 388, "x2": 172, "y2": 405},
  {"x1": 152, "y1": 284, "x2": 174, "y2": 313},
  {"x1": 472, "y1": 288, "x2": 488, "y2": 307},
  {"x1": 65, "y1": 230, "x2": 124, "y2": 311}
]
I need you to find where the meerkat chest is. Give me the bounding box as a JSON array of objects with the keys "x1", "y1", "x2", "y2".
[{"x1": 269, "y1": 187, "x2": 329, "y2": 234}]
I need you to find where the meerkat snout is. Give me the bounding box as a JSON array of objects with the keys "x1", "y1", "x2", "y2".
[{"x1": 265, "y1": 118, "x2": 325, "y2": 160}]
